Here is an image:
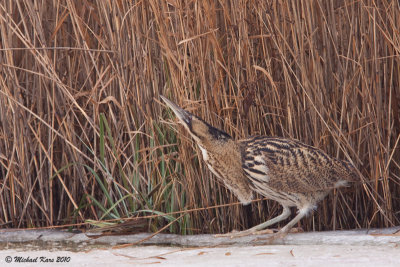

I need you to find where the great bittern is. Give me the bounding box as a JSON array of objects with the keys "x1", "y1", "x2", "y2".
[{"x1": 161, "y1": 95, "x2": 358, "y2": 238}]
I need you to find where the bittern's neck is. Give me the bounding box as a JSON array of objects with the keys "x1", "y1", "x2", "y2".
[{"x1": 195, "y1": 136, "x2": 238, "y2": 162}]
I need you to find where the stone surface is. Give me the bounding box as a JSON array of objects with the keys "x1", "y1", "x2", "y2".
[{"x1": 0, "y1": 227, "x2": 399, "y2": 266}]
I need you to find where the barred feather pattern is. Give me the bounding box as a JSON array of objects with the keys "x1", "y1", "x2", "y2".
[{"x1": 240, "y1": 136, "x2": 358, "y2": 208}]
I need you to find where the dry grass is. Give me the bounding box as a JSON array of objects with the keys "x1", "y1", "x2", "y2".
[{"x1": 0, "y1": 0, "x2": 399, "y2": 233}]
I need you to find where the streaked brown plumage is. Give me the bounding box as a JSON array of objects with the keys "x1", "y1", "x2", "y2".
[{"x1": 161, "y1": 95, "x2": 358, "y2": 238}]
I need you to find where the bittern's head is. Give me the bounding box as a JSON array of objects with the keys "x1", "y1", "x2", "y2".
[{"x1": 160, "y1": 95, "x2": 231, "y2": 145}]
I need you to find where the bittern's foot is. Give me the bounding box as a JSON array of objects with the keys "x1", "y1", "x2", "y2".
[
  {"x1": 214, "y1": 227, "x2": 303, "y2": 238},
  {"x1": 288, "y1": 227, "x2": 304, "y2": 233},
  {"x1": 214, "y1": 228, "x2": 277, "y2": 238},
  {"x1": 254, "y1": 231, "x2": 288, "y2": 243},
  {"x1": 254, "y1": 227, "x2": 303, "y2": 242}
]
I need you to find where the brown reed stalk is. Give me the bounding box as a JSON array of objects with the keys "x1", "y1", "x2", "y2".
[{"x1": 0, "y1": 0, "x2": 399, "y2": 233}]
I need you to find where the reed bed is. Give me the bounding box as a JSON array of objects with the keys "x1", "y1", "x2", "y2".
[{"x1": 0, "y1": 0, "x2": 399, "y2": 234}]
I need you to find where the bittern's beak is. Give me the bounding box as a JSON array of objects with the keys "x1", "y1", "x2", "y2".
[{"x1": 160, "y1": 95, "x2": 192, "y2": 127}]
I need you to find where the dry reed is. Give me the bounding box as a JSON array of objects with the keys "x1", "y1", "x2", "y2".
[{"x1": 0, "y1": 0, "x2": 399, "y2": 233}]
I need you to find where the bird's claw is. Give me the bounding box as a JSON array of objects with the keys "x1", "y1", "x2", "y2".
[
  {"x1": 215, "y1": 229, "x2": 277, "y2": 238},
  {"x1": 215, "y1": 227, "x2": 303, "y2": 239}
]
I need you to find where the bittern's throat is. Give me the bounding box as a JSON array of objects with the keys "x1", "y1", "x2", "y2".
[{"x1": 161, "y1": 95, "x2": 253, "y2": 204}]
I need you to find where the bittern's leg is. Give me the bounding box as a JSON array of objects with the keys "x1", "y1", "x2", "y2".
[
  {"x1": 215, "y1": 206, "x2": 291, "y2": 238},
  {"x1": 279, "y1": 206, "x2": 311, "y2": 234},
  {"x1": 256, "y1": 205, "x2": 313, "y2": 239}
]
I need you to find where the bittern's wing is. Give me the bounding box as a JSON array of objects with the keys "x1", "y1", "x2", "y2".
[{"x1": 240, "y1": 136, "x2": 357, "y2": 194}]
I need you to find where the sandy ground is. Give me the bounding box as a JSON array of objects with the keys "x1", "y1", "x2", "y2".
[{"x1": 1, "y1": 227, "x2": 399, "y2": 266}]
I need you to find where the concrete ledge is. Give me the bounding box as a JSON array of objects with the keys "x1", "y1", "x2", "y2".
[{"x1": 1, "y1": 227, "x2": 399, "y2": 247}]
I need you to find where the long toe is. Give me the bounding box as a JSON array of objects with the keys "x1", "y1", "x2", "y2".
[
  {"x1": 289, "y1": 227, "x2": 304, "y2": 233},
  {"x1": 215, "y1": 228, "x2": 280, "y2": 238},
  {"x1": 252, "y1": 227, "x2": 302, "y2": 237},
  {"x1": 215, "y1": 229, "x2": 257, "y2": 238},
  {"x1": 250, "y1": 228, "x2": 277, "y2": 236},
  {"x1": 254, "y1": 230, "x2": 289, "y2": 243}
]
